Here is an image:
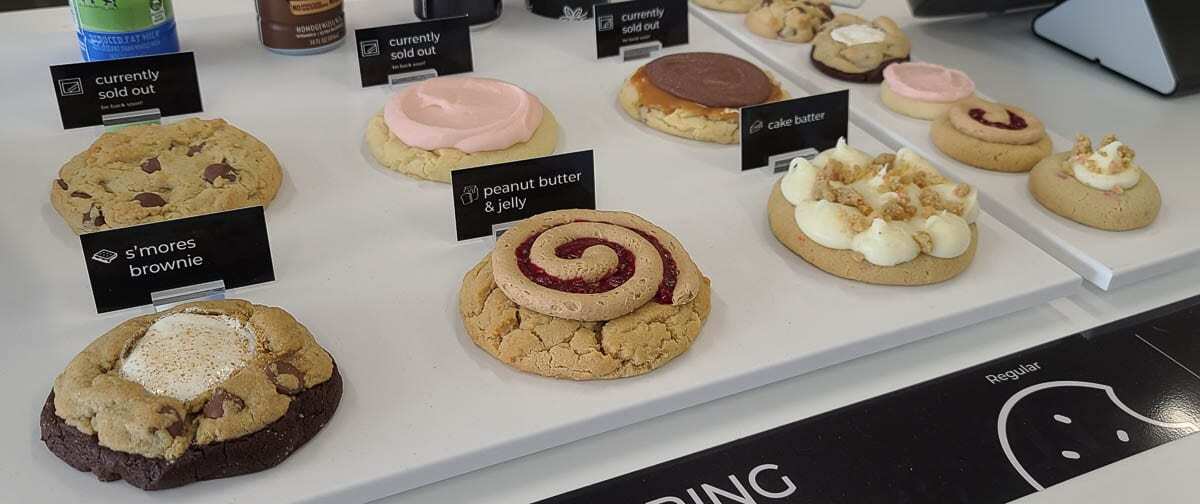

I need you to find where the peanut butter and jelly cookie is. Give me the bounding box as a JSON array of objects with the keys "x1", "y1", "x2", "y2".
[
  {"x1": 459, "y1": 209, "x2": 711, "y2": 380},
  {"x1": 931, "y1": 100, "x2": 1052, "y2": 173},
  {"x1": 40, "y1": 300, "x2": 340, "y2": 490},
  {"x1": 50, "y1": 118, "x2": 283, "y2": 234}
]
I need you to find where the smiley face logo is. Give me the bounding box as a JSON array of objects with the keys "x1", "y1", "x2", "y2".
[{"x1": 997, "y1": 380, "x2": 1198, "y2": 491}]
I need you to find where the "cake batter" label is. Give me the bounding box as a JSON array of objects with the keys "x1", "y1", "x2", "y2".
[
  {"x1": 451, "y1": 151, "x2": 596, "y2": 240},
  {"x1": 79, "y1": 207, "x2": 275, "y2": 313},
  {"x1": 741, "y1": 90, "x2": 848, "y2": 171}
]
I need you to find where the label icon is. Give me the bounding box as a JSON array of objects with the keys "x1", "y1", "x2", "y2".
[
  {"x1": 354, "y1": 17, "x2": 473, "y2": 87},
  {"x1": 593, "y1": 0, "x2": 688, "y2": 58},
  {"x1": 450, "y1": 151, "x2": 596, "y2": 240},
  {"x1": 740, "y1": 90, "x2": 848, "y2": 171},
  {"x1": 49, "y1": 51, "x2": 202, "y2": 129},
  {"x1": 79, "y1": 207, "x2": 274, "y2": 313}
]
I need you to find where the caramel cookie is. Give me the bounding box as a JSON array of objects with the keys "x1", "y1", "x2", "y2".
[
  {"x1": 459, "y1": 210, "x2": 711, "y2": 380},
  {"x1": 41, "y1": 300, "x2": 340, "y2": 490},
  {"x1": 1028, "y1": 135, "x2": 1161, "y2": 231},
  {"x1": 931, "y1": 101, "x2": 1052, "y2": 172},
  {"x1": 619, "y1": 52, "x2": 788, "y2": 144},
  {"x1": 746, "y1": 0, "x2": 834, "y2": 43},
  {"x1": 50, "y1": 118, "x2": 283, "y2": 234},
  {"x1": 810, "y1": 14, "x2": 910, "y2": 83}
]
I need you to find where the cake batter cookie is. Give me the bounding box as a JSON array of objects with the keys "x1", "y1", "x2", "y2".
[
  {"x1": 366, "y1": 76, "x2": 558, "y2": 183},
  {"x1": 746, "y1": 0, "x2": 834, "y2": 43},
  {"x1": 931, "y1": 100, "x2": 1052, "y2": 172},
  {"x1": 810, "y1": 14, "x2": 911, "y2": 83},
  {"x1": 768, "y1": 139, "x2": 979, "y2": 285},
  {"x1": 1029, "y1": 134, "x2": 1161, "y2": 231},
  {"x1": 620, "y1": 52, "x2": 788, "y2": 144},
  {"x1": 881, "y1": 62, "x2": 977, "y2": 120},
  {"x1": 50, "y1": 118, "x2": 283, "y2": 235},
  {"x1": 41, "y1": 300, "x2": 341, "y2": 490},
  {"x1": 691, "y1": 0, "x2": 759, "y2": 13},
  {"x1": 459, "y1": 209, "x2": 711, "y2": 380}
]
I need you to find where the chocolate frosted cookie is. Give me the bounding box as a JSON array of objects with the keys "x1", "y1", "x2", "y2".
[
  {"x1": 50, "y1": 118, "x2": 283, "y2": 234},
  {"x1": 620, "y1": 52, "x2": 788, "y2": 144},
  {"x1": 810, "y1": 14, "x2": 910, "y2": 83},
  {"x1": 40, "y1": 300, "x2": 341, "y2": 490},
  {"x1": 459, "y1": 209, "x2": 711, "y2": 380}
]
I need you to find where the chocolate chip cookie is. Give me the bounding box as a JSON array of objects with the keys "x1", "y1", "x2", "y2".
[
  {"x1": 41, "y1": 300, "x2": 341, "y2": 490},
  {"x1": 50, "y1": 118, "x2": 283, "y2": 234}
]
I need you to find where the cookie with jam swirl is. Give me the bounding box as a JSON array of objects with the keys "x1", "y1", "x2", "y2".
[{"x1": 458, "y1": 209, "x2": 711, "y2": 380}]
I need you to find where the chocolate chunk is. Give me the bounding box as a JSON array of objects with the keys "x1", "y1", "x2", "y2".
[
  {"x1": 203, "y1": 389, "x2": 245, "y2": 419},
  {"x1": 267, "y1": 361, "x2": 306, "y2": 395},
  {"x1": 133, "y1": 193, "x2": 167, "y2": 207},
  {"x1": 203, "y1": 163, "x2": 237, "y2": 184},
  {"x1": 187, "y1": 143, "x2": 205, "y2": 157},
  {"x1": 644, "y1": 52, "x2": 773, "y2": 108},
  {"x1": 56, "y1": 179, "x2": 68, "y2": 190},
  {"x1": 141, "y1": 157, "x2": 162, "y2": 174},
  {"x1": 71, "y1": 191, "x2": 91, "y2": 199},
  {"x1": 93, "y1": 213, "x2": 106, "y2": 227},
  {"x1": 157, "y1": 406, "x2": 185, "y2": 437}
]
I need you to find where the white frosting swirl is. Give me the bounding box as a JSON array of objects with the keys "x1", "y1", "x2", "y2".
[
  {"x1": 813, "y1": 137, "x2": 873, "y2": 170},
  {"x1": 923, "y1": 212, "x2": 972, "y2": 258},
  {"x1": 794, "y1": 200, "x2": 861, "y2": 249},
  {"x1": 120, "y1": 313, "x2": 256, "y2": 401},
  {"x1": 831, "y1": 25, "x2": 887, "y2": 46},
  {"x1": 1071, "y1": 141, "x2": 1142, "y2": 191},
  {"x1": 851, "y1": 218, "x2": 919, "y2": 266},
  {"x1": 781, "y1": 157, "x2": 819, "y2": 205}
]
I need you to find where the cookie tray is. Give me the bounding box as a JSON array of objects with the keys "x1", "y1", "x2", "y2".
[
  {"x1": 689, "y1": 4, "x2": 1200, "y2": 290},
  {"x1": 0, "y1": 1, "x2": 1079, "y2": 503}
]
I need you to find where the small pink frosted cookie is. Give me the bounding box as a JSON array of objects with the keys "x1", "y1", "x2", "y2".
[{"x1": 881, "y1": 62, "x2": 976, "y2": 120}]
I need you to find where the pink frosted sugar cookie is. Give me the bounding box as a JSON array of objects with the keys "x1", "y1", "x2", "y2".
[{"x1": 881, "y1": 62, "x2": 976, "y2": 120}]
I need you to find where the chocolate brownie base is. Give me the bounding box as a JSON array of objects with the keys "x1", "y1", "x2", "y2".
[
  {"x1": 809, "y1": 50, "x2": 910, "y2": 83},
  {"x1": 40, "y1": 363, "x2": 342, "y2": 490}
]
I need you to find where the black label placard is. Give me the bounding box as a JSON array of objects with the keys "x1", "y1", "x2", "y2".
[
  {"x1": 354, "y1": 17, "x2": 473, "y2": 87},
  {"x1": 740, "y1": 89, "x2": 848, "y2": 171},
  {"x1": 593, "y1": 0, "x2": 688, "y2": 58},
  {"x1": 49, "y1": 52, "x2": 202, "y2": 130},
  {"x1": 451, "y1": 151, "x2": 596, "y2": 240},
  {"x1": 539, "y1": 296, "x2": 1200, "y2": 504},
  {"x1": 79, "y1": 207, "x2": 274, "y2": 313}
]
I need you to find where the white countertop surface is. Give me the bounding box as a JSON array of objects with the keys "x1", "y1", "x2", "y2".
[
  {"x1": 1, "y1": 1, "x2": 1197, "y2": 503},
  {"x1": 374, "y1": 3, "x2": 1200, "y2": 504}
]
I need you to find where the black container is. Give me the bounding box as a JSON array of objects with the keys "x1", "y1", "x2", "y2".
[
  {"x1": 526, "y1": 0, "x2": 608, "y2": 20},
  {"x1": 414, "y1": 0, "x2": 502, "y2": 27}
]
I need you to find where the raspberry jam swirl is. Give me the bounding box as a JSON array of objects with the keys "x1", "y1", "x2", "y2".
[
  {"x1": 491, "y1": 210, "x2": 703, "y2": 322},
  {"x1": 968, "y1": 107, "x2": 1027, "y2": 130}
]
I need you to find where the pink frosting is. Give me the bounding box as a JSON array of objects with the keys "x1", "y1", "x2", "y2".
[
  {"x1": 883, "y1": 62, "x2": 975, "y2": 103},
  {"x1": 384, "y1": 77, "x2": 544, "y2": 153}
]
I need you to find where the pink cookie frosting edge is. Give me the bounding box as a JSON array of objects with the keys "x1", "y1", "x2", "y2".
[
  {"x1": 883, "y1": 62, "x2": 975, "y2": 103},
  {"x1": 384, "y1": 76, "x2": 544, "y2": 153}
]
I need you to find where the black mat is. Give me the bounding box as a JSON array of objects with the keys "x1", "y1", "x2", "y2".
[{"x1": 540, "y1": 294, "x2": 1200, "y2": 504}]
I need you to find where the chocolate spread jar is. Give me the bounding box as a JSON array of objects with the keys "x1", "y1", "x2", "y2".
[{"x1": 256, "y1": 0, "x2": 346, "y2": 55}]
